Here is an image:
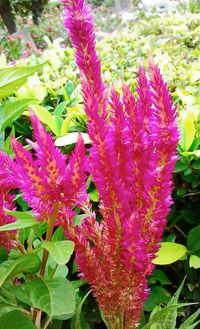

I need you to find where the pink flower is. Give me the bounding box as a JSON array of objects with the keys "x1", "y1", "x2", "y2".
[
  {"x1": 0, "y1": 192, "x2": 16, "y2": 252},
  {"x1": 62, "y1": 1, "x2": 179, "y2": 328},
  {"x1": 0, "y1": 111, "x2": 88, "y2": 224}
]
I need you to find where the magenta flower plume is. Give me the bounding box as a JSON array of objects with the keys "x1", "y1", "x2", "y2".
[
  {"x1": 62, "y1": 1, "x2": 179, "y2": 328},
  {"x1": 0, "y1": 192, "x2": 16, "y2": 251},
  {"x1": 0, "y1": 111, "x2": 88, "y2": 224},
  {"x1": 0, "y1": 159, "x2": 17, "y2": 251}
]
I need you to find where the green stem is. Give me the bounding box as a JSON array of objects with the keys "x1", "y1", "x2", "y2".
[
  {"x1": 39, "y1": 203, "x2": 59, "y2": 277},
  {"x1": 103, "y1": 313, "x2": 124, "y2": 329}
]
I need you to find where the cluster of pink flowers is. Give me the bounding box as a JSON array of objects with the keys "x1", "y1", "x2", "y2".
[
  {"x1": 0, "y1": 111, "x2": 88, "y2": 231},
  {"x1": 62, "y1": 0, "x2": 179, "y2": 328}
]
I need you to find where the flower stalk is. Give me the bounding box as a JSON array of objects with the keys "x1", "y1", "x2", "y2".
[{"x1": 62, "y1": 1, "x2": 179, "y2": 328}]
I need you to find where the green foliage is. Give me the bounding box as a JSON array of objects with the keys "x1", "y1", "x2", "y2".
[
  {"x1": 28, "y1": 277, "x2": 75, "y2": 319},
  {"x1": 0, "y1": 310, "x2": 37, "y2": 329},
  {"x1": 0, "y1": 62, "x2": 46, "y2": 98}
]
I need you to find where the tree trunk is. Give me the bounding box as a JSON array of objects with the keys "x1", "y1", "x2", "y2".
[{"x1": 0, "y1": 0, "x2": 17, "y2": 34}]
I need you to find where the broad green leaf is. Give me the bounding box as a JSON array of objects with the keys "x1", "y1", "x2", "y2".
[
  {"x1": 0, "y1": 253, "x2": 40, "y2": 287},
  {"x1": 29, "y1": 105, "x2": 60, "y2": 136},
  {"x1": 179, "y1": 116, "x2": 196, "y2": 151},
  {"x1": 29, "y1": 277, "x2": 75, "y2": 318},
  {"x1": 1, "y1": 99, "x2": 37, "y2": 131},
  {"x1": 179, "y1": 309, "x2": 200, "y2": 329},
  {"x1": 42, "y1": 241, "x2": 74, "y2": 265},
  {"x1": 0, "y1": 62, "x2": 47, "y2": 98},
  {"x1": 187, "y1": 226, "x2": 200, "y2": 252},
  {"x1": 152, "y1": 242, "x2": 187, "y2": 265},
  {"x1": 0, "y1": 310, "x2": 37, "y2": 329},
  {"x1": 55, "y1": 132, "x2": 90, "y2": 146},
  {"x1": 189, "y1": 255, "x2": 200, "y2": 269}
]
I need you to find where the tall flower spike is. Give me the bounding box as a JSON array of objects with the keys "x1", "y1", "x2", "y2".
[
  {"x1": 62, "y1": 1, "x2": 179, "y2": 328},
  {"x1": 0, "y1": 111, "x2": 88, "y2": 226}
]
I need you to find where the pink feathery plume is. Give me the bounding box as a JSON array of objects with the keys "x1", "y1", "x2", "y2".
[
  {"x1": 62, "y1": 1, "x2": 179, "y2": 328},
  {"x1": 0, "y1": 193, "x2": 16, "y2": 251},
  {"x1": 62, "y1": 0, "x2": 107, "y2": 113},
  {"x1": 0, "y1": 111, "x2": 88, "y2": 225}
]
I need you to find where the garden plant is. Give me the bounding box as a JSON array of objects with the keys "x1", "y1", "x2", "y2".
[{"x1": 0, "y1": 0, "x2": 200, "y2": 329}]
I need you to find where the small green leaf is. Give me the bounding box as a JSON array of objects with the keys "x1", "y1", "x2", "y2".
[
  {"x1": 0, "y1": 253, "x2": 40, "y2": 287},
  {"x1": 42, "y1": 241, "x2": 74, "y2": 265},
  {"x1": 29, "y1": 277, "x2": 75, "y2": 319},
  {"x1": 30, "y1": 105, "x2": 60, "y2": 136},
  {"x1": 187, "y1": 226, "x2": 200, "y2": 252},
  {"x1": 73, "y1": 213, "x2": 92, "y2": 227},
  {"x1": 152, "y1": 242, "x2": 187, "y2": 265},
  {"x1": 89, "y1": 189, "x2": 99, "y2": 202},
  {"x1": 174, "y1": 159, "x2": 188, "y2": 173},
  {"x1": 189, "y1": 255, "x2": 200, "y2": 269},
  {"x1": 148, "y1": 269, "x2": 172, "y2": 285},
  {"x1": 0, "y1": 62, "x2": 47, "y2": 98},
  {"x1": 179, "y1": 308, "x2": 200, "y2": 329},
  {"x1": 179, "y1": 116, "x2": 196, "y2": 152},
  {"x1": 1, "y1": 99, "x2": 37, "y2": 131},
  {"x1": 54, "y1": 101, "x2": 68, "y2": 116}
]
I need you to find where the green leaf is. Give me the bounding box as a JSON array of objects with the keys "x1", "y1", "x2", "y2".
[
  {"x1": 174, "y1": 159, "x2": 188, "y2": 173},
  {"x1": 144, "y1": 286, "x2": 170, "y2": 312},
  {"x1": 179, "y1": 308, "x2": 200, "y2": 329},
  {"x1": 42, "y1": 241, "x2": 74, "y2": 265},
  {"x1": 152, "y1": 242, "x2": 187, "y2": 265},
  {"x1": 0, "y1": 62, "x2": 47, "y2": 98},
  {"x1": 189, "y1": 255, "x2": 200, "y2": 269},
  {"x1": 148, "y1": 269, "x2": 172, "y2": 285},
  {"x1": 74, "y1": 290, "x2": 91, "y2": 329},
  {"x1": 5, "y1": 210, "x2": 34, "y2": 220},
  {"x1": 73, "y1": 213, "x2": 92, "y2": 227},
  {"x1": 179, "y1": 116, "x2": 196, "y2": 151},
  {"x1": 1, "y1": 99, "x2": 37, "y2": 131},
  {"x1": 29, "y1": 277, "x2": 75, "y2": 319},
  {"x1": 89, "y1": 189, "x2": 99, "y2": 202},
  {"x1": 187, "y1": 226, "x2": 200, "y2": 252},
  {"x1": 54, "y1": 101, "x2": 68, "y2": 116},
  {"x1": 0, "y1": 310, "x2": 37, "y2": 329},
  {"x1": 0, "y1": 253, "x2": 40, "y2": 287},
  {"x1": 0, "y1": 218, "x2": 38, "y2": 232},
  {"x1": 141, "y1": 304, "x2": 190, "y2": 329},
  {"x1": 30, "y1": 105, "x2": 60, "y2": 136}
]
